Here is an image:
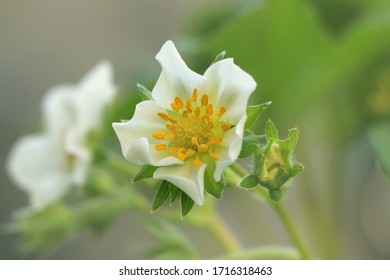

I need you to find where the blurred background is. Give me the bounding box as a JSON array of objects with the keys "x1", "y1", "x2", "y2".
[{"x1": 1, "y1": 0, "x2": 390, "y2": 259}]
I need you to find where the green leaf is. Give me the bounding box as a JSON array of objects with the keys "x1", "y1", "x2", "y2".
[
  {"x1": 169, "y1": 184, "x2": 182, "y2": 205},
  {"x1": 133, "y1": 165, "x2": 158, "y2": 182},
  {"x1": 265, "y1": 119, "x2": 279, "y2": 141},
  {"x1": 152, "y1": 181, "x2": 170, "y2": 211},
  {"x1": 239, "y1": 131, "x2": 259, "y2": 158},
  {"x1": 290, "y1": 163, "x2": 304, "y2": 177},
  {"x1": 181, "y1": 192, "x2": 195, "y2": 217},
  {"x1": 137, "y1": 83, "x2": 152, "y2": 101},
  {"x1": 239, "y1": 174, "x2": 259, "y2": 189},
  {"x1": 368, "y1": 123, "x2": 390, "y2": 180},
  {"x1": 245, "y1": 101, "x2": 272, "y2": 129},
  {"x1": 288, "y1": 128, "x2": 299, "y2": 151},
  {"x1": 204, "y1": 163, "x2": 226, "y2": 198}
]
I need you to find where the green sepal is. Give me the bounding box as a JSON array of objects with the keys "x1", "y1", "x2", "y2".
[
  {"x1": 239, "y1": 174, "x2": 259, "y2": 189},
  {"x1": 290, "y1": 163, "x2": 304, "y2": 177},
  {"x1": 152, "y1": 181, "x2": 171, "y2": 211},
  {"x1": 287, "y1": 128, "x2": 299, "y2": 151},
  {"x1": 253, "y1": 148, "x2": 265, "y2": 176},
  {"x1": 245, "y1": 101, "x2": 272, "y2": 129},
  {"x1": 238, "y1": 130, "x2": 260, "y2": 158},
  {"x1": 181, "y1": 192, "x2": 195, "y2": 217},
  {"x1": 269, "y1": 189, "x2": 283, "y2": 201},
  {"x1": 169, "y1": 184, "x2": 182, "y2": 205},
  {"x1": 204, "y1": 162, "x2": 226, "y2": 198},
  {"x1": 265, "y1": 119, "x2": 279, "y2": 141},
  {"x1": 137, "y1": 83, "x2": 153, "y2": 101},
  {"x1": 133, "y1": 165, "x2": 158, "y2": 182}
]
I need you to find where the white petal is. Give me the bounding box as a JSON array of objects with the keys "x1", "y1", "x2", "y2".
[
  {"x1": 152, "y1": 40, "x2": 207, "y2": 110},
  {"x1": 214, "y1": 116, "x2": 247, "y2": 181},
  {"x1": 7, "y1": 134, "x2": 73, "y2": 210},
  {"x1": 112, "y1": 100, "x2": 181, "y2": 166},
  {"x1": 204, "y1": 58, "x2": 256, "y2": 124},
  {"x1": 42, "y1": 85, "x2": 75, "y2": 138},
  {"x1": 153, "y1": 161, "x2": 207, "y2": 205},
  {"x1": 75, "y1": 61, "x2": 116, "y2": 135}
]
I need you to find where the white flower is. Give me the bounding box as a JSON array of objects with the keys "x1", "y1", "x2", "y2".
[
  {"x1": 7, "y1": 62, "x2": 116, "y2": 210},
  {"x1": 113, "y1": 41, "x2": 256, "y2": 205}
]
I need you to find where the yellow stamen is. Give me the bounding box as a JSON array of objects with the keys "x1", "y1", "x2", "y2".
[
  {"x1": 186, "y1": 149, "x2": 196, "y2": 157},
  {"x1": 166, "y1": 124, "x2": 176, "y2": 132},
  {"x1": 214, "y1": 137, "x2": 223, "y2": 144},
  {"x1": 152, "y1": 130, "x2": 166, "y2": 140},
  {"x1": 209, "y1": 152, "x2": 219, "y2": 160},
  {"x1": 206, "y1": 104, "x2": 213, "y2": 116},
  {"x1": 201, "y1": 94, "x2": 208, "y2": 106},
  {"x1": 158, "y1": 112, "x2": 170, "y2": 121},
  {"x1": 221, "y1": 124, "x2": 230, "y2": 131},
  {"x1": 177, "y1": 151, "x2": 186, "y2": 161},
  {"x1": 170, "y1": 147, "x2": 179, "y2": 153},
  {"x1": 166, "y1": 134, "x2": 175, "y2": 140},
  {"x1": 199, "y1": 144, "x2": 208, "y2": 152},
  {"x1": 193, "y1": 158, "x2": 201, "y2": 168},
  {"x1": 155, "y1": 144, "x2": 167, "y2": 151},
  {"x1": 195, "y1": 107, "x2": 200, "y2": 116},
  {"x1": 174, "y1": 97, "x2": 184, "y2": 108},
  {"x1": 171, "y1": 102, "x2": 181, "y2": 112},
  {"x1": 219, "y1": 106, "x2": 226, "y2": 116},
  {"x1": 187, "y1": 97, "x2": 193, "y2": 106},
  {"x1": 192, "y1": 88, "x2": 198, "y2": 102},
  {"x1": 208, "y1": 121, "x2": 214, "y2": 129}
]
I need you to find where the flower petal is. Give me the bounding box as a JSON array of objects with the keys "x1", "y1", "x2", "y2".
[
  {"x1": 7, "y1": 134, "x2": 73, "y2": 210},
  {"x1": 112, "y1": 100, "x2": 181, "y2": 166},
  {"x1": 75, "y1": 61, "x2": 116, "y2": 135},
  {"x1": 204, "y1": 58, "x2": 256, "y2": 124},
  {"x1": 42, "y1": 85, "x2": 75, "y2": 139},
  {"x1": 152, "y1": 40, "x2": 207, "y2": 110},
  {"x1": 213, "y1": 116, "x2": 247, "y2": 181},
  {"x1": 153, "y1": 161, "x2": 207, "y2": 205}
]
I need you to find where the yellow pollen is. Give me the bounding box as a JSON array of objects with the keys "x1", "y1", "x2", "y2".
[
  {"x1": 221, "y1": 124, "x2": 231, "y2": 131},
  {"x1": 174, "y1": 97, "x2": 184, "y2": 108},
  {"x1": 171, "y1": 102, "x2": 181, "y2": 112},
  {"x1": 166, "y1": 134, "x2": 175, "y2": 140},
  {"x1": 199, "y1": 144, "x2": 208, "y2": 152},
  {"x1": 155, "y1": 144, "x2": 167, "y2": 151},
  {"x1": 219, "y1": 107, "x2": 226, "y2": 116},
  {"x1": 186, "y1": 149, "x2": 196, "y2": 157},
  {"x1": 152, "y1": 130, "x2": 166, "y2": 140},
  {"x1": 201, "y1": 94, "x2": 208, "y2": 106},
  {"x1": 192, "y1": 88, "x2": 198, "y2": 102},
  {"x1": 153, "y1": 88, "x2": 233, "y2": 166},
  {"x1": 193, "y1": 158, "x2": 201, "y2": 168},
  {"x1": 206, "y1": 104, "x2": 213, "y2": 116},
  {"x1": 209, "y1": 152, "x2": 219, "y2": 160}
]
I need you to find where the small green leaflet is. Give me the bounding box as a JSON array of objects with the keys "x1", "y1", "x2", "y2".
[
  {"x1": 181, "y1": 192, "x2": 194, "y2": 217},
  {"x1": 265, "y1": 119, "x2": 279, "y2": 141},
  {"x1": 152, "y1": 181, "x2": 171, "y2": 211},
  {"x1": 133, "y1": 165, "x2": 158, "y2": 182},
  {"x1": 239, "y1": 174, "x2": 259, "y2": 188},
  {"x1": 204, "y1": 163, "x2": 226, "y2": 198}
]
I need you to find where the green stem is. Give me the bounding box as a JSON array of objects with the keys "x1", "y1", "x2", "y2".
[
  {"x1": 229, "y1": 162, "x2": 311, "y2": 259},
  {"x1": 271, "y1": 203, "x2": 311, "y2": 260},
  {"x1": 205, "y1": 210, "x2": 242, "y2": 254}
]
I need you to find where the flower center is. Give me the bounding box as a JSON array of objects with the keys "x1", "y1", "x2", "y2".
[{"x1": 152, "y1": 88, "x2": 232, "y2": 167}]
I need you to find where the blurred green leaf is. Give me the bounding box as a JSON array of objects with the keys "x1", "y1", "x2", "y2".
[
  {"x1": 152, "y1": 181, "x2": 171, "y2": 211},
  {"x1": 181, "y1": 192, "x2": 195, "y2": 217},
  {"x1": 245, "y1": 102, "x2": 272, "y2": 129},
  {"x1": 239, "y1": 130, "x2": 259, "y2": 158},
  {"x1": 137, "y1": 83, "x2": 152, "y2": 101},
  {"x1": 368, "y1": 123, "x2": 390, "y2": 180},
  {"x1": 134, "y1": 165, "x2": 158, "y2": 182},
  {"x1": 204, "y1": 163, "x2": 226, "y2": 199},
  {"x1": 239, "y1": 174, "x2": 259, "y2": 189}
]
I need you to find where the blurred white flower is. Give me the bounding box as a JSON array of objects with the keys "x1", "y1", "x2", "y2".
[
  {"x1": 7, "y1": 62, "x2": 116, "y2": 210},
  {"x1": 113, "y1": 41, "x2": 256, "y2": 205}
]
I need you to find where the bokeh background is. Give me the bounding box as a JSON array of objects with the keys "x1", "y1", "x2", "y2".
[{"x1": 1, "y1": 0, "x2": 390, "y2": 259}]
